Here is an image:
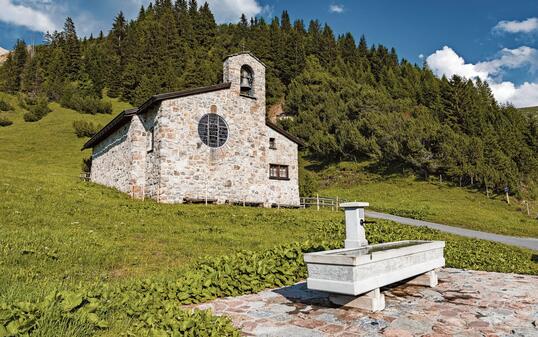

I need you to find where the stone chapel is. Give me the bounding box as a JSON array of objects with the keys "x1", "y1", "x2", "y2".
[{"x1": 83, "y1": 52, "x2": 303, "y2": 207}]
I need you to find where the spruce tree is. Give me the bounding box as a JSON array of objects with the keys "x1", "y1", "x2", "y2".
[
  {"x1": 2, "y1": 40, "x2": 28, "y2": 92},
  {"x1": 62, "y1": 17, "x2": 81, "y2": 80}
]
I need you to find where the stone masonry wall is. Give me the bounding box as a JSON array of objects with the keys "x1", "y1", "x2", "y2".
[
  {"x1": 267, "y1": 127, "x2": 300, "y2": 205},
  {"x1": 90, "y1": 53, "x2": 300, "y2": 206},
  {"x1": 90, "y1": 123, "x2": 132, "y2": 193},
  {"x1": 156, "y1": 53, "x2": 299, "y2": 206},
  {"x1": 157, "y1": 88, "x2": 271, "y2": 204},
  {"x1": 129, "y1": 115, "x2": 148, "y2": 199}
]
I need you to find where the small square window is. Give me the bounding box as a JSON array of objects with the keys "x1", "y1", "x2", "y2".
[
  {"x1": 269, "y1": 138, "x2": 276, "y2": 149},
  {"x1": 269, "y1": 164, "x2": 289, "y2": 180}
]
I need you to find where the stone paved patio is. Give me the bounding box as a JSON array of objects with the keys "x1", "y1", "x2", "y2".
[{"x1": 193, "y1": 268, "x2": 538, "y2": 337}]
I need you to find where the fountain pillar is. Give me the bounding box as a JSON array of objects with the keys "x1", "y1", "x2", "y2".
[{"x1": 340, "y1": 202, "x2": 369, "y2": 249}]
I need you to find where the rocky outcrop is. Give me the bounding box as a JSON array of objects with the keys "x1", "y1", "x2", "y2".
[{"x1": 0, "y1": 47, "x2": 9, "y2": 64}]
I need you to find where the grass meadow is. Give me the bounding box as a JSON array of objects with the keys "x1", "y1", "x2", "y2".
[
  {"x1": 318, "y1": 162, "x2": 538, "y2": 238},
  {"x1": 0, "y1": 92, "x2": 343, "y2": 300},
  {"x1": 0, "y1": 92, "x2": 537, "y2": 335}
]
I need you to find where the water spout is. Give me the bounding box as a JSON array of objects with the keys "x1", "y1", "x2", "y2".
[{"x1": 340, "y1": 202, "x2": 370, "y2": 249}]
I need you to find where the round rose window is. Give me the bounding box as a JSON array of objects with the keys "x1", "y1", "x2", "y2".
[{"x1": 198, "y1": 113, "x2": 228, "y2": 148}]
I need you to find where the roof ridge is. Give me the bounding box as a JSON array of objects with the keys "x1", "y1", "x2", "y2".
[
  {"x1": 82, "y1": 83, "x2": 231, "y2": 150},
  {"x1": 223, "y1": 52, "x2": 266, "y2": 67}
]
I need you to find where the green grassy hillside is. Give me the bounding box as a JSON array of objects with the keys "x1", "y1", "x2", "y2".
[
  {"x1": 1, "y1": 92, "x2": 538, "y2": 335},
  {"x1": 0, "y1": 92, "x2": 345, "y2": 296},
  {"x1": 519, "y1": 106, "x2": 538, "y2": 115},
  {"x1": 319, "y1": 162, "x2": 538, "y2": 238}
]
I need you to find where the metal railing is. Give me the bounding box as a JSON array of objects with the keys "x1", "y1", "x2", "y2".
[{"x1": 300, "y1": 195, "x2": 348, "y2": 211}]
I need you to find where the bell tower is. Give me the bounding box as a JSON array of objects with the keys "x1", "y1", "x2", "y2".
[{"x1": 223, "y1": 52, "x2": 266, "y2": 104}]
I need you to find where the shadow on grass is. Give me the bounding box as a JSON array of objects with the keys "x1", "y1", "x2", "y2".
[{"x1": 532, "y1": 255, "x2": 538, "y2": 263}]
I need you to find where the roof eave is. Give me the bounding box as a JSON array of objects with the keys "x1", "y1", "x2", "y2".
[
  {"x1": 265, "y1": 120, "x2": 306, "y2": 148},
  {"x1": 81, "y1": 108, "x2": 138, "y2": 150},
  {"x1": 82, "y1": 83, "x2": 232, "y2": 150}
]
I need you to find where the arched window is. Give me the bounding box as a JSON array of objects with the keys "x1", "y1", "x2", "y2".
[{"x1": 240, "y1": 65, "x2": 254, "y2": 97}]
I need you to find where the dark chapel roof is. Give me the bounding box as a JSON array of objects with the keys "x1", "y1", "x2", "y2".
[{"x1": 82, "y1": 82, "x2": 304, "y2": 150}]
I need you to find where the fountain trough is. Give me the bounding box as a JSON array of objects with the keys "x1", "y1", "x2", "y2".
[{"x1": 304, "y1": 202, "x2": 445, "y2": 311}]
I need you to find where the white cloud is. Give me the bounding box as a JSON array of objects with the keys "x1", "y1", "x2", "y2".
[
  {"x1": 494, "y1": 17, "x2": 538, "y2": 34},
  {"x1": 418, "y1": 54, "x2": 424, "y2": 59},
  {"x1": 426, "y1": 46, "x2": 538, "y2": 107},
  {"x1": 476, "y1": 46, "x2": 538, "y2": 78},
  {"x1": 0, "y1": 0, "x2": 58, "y2": 32},
  {"x1": 329, "y1": 4, "x2": 344, "y2": 13},
  {"x1": 490, "y1": 82, "x2": 538, "y2": 108},
  {"x1": 426, "y1": 46, "x2": 489, "y2": 80},
  {"x1": 204, "y1": 0, "x2": 263, "y2": 23}
]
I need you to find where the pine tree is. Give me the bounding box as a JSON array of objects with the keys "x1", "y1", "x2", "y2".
[
  {"x1": 2, "y1": 40, "x2": 28, "y2": 92},
  {"x1": 0, "y1": 3, "x2": 536, "y2": 195},
  {"x1": 21, "y1": 49, "x2": 45, "y2": 95},
  {"x1": 357, "y1": 35, "x2": 368, "y2": 58},
  {"x1": 62, "y1": 17, "x2": 81, "y2": 80},
  {"x1": 338, "y1": 33, "x2": 356, "y2": 64}
]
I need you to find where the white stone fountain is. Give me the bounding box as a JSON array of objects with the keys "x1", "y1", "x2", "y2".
[{"x1": 304, "y1": 202, "x2": 445, "y2": 311}]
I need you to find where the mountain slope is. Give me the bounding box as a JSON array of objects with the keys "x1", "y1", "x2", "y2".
[
  {"x1": 0, "y1": 91, "x2": 344, "y2": 295},
  {"x1": 317, "y1": 162, "x2": 538, "y2": 238},
  {"x1": 519, "y1": 106, "x2": 538, "y2": 115},
  {"x1": 3, "y1": 3, "x2": 536, "y2": 199}
]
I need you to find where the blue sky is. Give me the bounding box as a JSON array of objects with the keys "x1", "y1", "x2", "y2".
[{"x1": 1, "y1": 0, "x2": 537, "y2": 107}]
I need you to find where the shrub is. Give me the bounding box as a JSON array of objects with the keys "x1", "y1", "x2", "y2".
[
  {"x1": 20, "y1": 94, "x2": 51, "y2": 122},
  {"x1": 23, "y1": 112, "x2": 39, "y2": 122},
  {"x1": 0, "y1": 99, "x2": 13, "y2": 111},
  {"x1": 82, "y1": 157, "x2": 92, "y2": 174},
  {"x1": 299, "y1": 166, "x2": 319, "y2": 196},
  {"x1": 17, "y1": 93, "x2": 39, "y2": 110},
  {"x1": 0, "y1": 117, "x2": 13, "y2": 127},
  {"x1": 61, "y1": 92, "x2": 112, "y2": 115},
  {"x1": 73, "y1": 120, "x2": 101, "y2": 138}
]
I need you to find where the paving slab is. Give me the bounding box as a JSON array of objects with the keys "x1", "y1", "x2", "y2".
[{"x1": 192, "y1": 268, "x2": 538, "y2": 337}]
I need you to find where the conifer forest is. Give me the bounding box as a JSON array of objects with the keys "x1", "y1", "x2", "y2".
[{"x1": 1, "y1": 0, "x2": 537, "y2": 198}]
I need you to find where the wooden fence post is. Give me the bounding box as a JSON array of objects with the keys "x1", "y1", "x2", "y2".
[
  {"x1": 316, "y1": 194, "x2": 320, "y2": 211},
  {"x1": 335, "y1": 196, "x2": 339, "y2": 211}
]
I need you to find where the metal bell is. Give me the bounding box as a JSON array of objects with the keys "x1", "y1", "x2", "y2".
[
  {"x1": 240, "y1": 69, "x2": 252, "y2": 90},
  {"x1": 241, "y1": 77, "x2": 251, "y2": 90},
  {"x1": 240, "y1": 76, "x2": 251, "y2": 90}
]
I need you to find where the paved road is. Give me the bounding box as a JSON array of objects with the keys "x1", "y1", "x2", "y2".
[{"x1": 365, "y1": 211, "x2": 538, "y2": 251}]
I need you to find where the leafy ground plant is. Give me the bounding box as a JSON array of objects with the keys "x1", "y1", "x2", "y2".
[{"x1": 1, "y1": 219, "x2": 537, "y2": 335}]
